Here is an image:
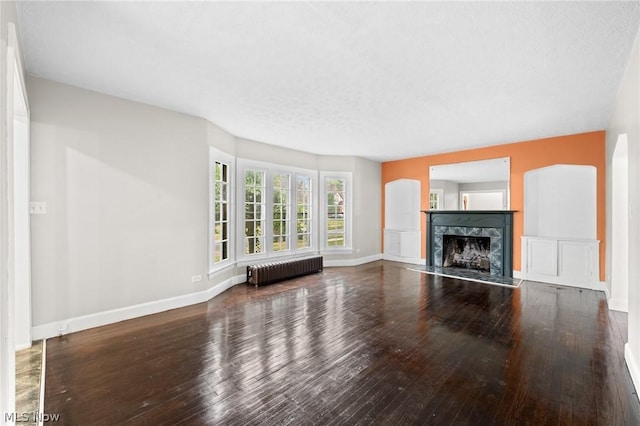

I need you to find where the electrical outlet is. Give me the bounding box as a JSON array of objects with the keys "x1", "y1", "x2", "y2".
[
  {"x1": 191, "y1": 275, "x2": 202, "y2": 283},
  {"x1": 30, "y1": 201, "x2": 47, "y2": 215}
]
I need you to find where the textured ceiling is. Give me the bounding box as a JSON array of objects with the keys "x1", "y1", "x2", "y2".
[{"x1": 16, "y1": 1, "x2": 640, "y2": 162}]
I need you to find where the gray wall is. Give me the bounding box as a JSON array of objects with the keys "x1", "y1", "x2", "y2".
[
  {"x1": 606, "y1": 28, "x2": 639, "y2": 392},
  {"x1": 353, "y1": 156, "x2": 382, "y2": 260},
  {"x1": 29, "y1": 77, "x2": 211, "y2": 325},
  {"x1": 29, "y1": 77, "x2": 382, "y2": 328}
]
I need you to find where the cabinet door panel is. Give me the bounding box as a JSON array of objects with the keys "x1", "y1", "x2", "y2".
[
  {"x1": 559, "y1": 241, "x2": 591, "y2": 279},
  {"x1": 528, "y1": 239, "x2": 558, "y2": 276}
]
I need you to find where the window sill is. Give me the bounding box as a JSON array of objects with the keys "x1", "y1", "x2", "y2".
[{"x1": 320, "y1": 248, "x2": 354, "y2": 255}]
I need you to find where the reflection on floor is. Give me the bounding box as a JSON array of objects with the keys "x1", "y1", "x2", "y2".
[
  {"x1": 408, "y1": 265, "x2": 523, "y2": 288},
  {"x1": 16, "y1": 340, "x2": 43, "y2": 425}
]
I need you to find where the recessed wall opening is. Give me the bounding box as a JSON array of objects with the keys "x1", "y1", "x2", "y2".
[
  {"x1": 611, "y1": 133, "x2": 629, "y2": 312},
  {"x1": 443, "y1": 235, "x2": 491, "y2": 273}
]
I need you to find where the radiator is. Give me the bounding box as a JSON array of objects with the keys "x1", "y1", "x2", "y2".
[{"x1": 246, "y1": 256, "x2": 323, "y2": 287}]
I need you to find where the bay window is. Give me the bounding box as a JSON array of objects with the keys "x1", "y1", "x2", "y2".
[{"x1": 238, "y1": 160, "x2": 316, "y2": 261}]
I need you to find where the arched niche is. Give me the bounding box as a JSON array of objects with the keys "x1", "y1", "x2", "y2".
[
  {"x1": 385, "y1": 179, "x2": 420, "y2": 230},
  {"x1": 384, "y1": 179, "x2": 421, "y2": 261},
  {"x1": 521, "y1": 164, "x2": 600, "y2": 290},
  {"x1": 524, "y1": 164, "x2": 596, "y2": 239}
]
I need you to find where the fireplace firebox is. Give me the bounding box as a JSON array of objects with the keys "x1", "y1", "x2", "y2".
[{"x1": 442, "y1": 235, "x2": 491, "y2": 272}]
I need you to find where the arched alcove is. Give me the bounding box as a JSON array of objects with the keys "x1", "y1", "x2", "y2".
[
  {"x1": 524, "y1": 164, "x2": 596, "y2": 239},
  {"x1": 611, "y1": 134, "x2": 629, "y2": 312},
  {"x1": 521, "y1": 164, "x2": 600, "y2": 289},
  {"x1": 384, "y1": 179, "x2": 421, "y2": 262}
]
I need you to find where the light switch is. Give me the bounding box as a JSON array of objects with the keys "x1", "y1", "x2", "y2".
[{"x1": 30, "y1": 202, "x2": 47, "y2": 215}]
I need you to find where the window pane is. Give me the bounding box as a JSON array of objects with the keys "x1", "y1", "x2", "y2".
[
  {"x1": 272, "y1": 173, "x2": 291, "y2": 252},
  {"x1": 296, "y1": 175, "x2": 313, "y2": 251},
  {"x1": 245, "y1": 170, "x2": 266, "y2": 255},
  {"x1": 214, "y1": 223, "x2": 221, "y2": 242},
  {"x1": 212, "y1": 159, "x2": 231, "y2": 265},
  {"x1": 221, "y1": 182, "x2": 227, "y2": 202},
  {"x1": 325, "y1": 177, "x2": 347, "y2": 248}
]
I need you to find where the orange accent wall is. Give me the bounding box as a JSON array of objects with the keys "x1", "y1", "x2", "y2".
[{"x1": 381, "y1": 131, "x2": 606, "y2": 280}]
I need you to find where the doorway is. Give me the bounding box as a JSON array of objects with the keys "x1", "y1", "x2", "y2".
[
  {"x1": 1, "y1": 22, "x2": 31, "y2": 420},
  {"x1": 610, "y1": 133, "x2": 629, "y2": 312}
]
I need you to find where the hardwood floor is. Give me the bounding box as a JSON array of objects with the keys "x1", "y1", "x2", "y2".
[{"x1": 45, "y1": 261, "x2": 640, "y2": 425}]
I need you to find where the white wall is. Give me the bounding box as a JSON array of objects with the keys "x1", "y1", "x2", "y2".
[
  {"x1": 606, "y1": 27, "x2": 640, "y2": 400},
  {"x1": 236, "y1": 137, "x2": 319, "y2": 170},
  {"x1": 29, "y1": 77, "x2": 212, "y2": 327},
  {"x1": 385, "y1": 179, "x2": 420, "y2": 230},
  {"x1": 1, "y1": 0, "x2": 23, "y2": 421},
  {"x1": 524, "y1": 165, "x2": 597, "y2": 240},
  {"x1": 611, "y1": 135, "x2": 629, "y2": 311}
]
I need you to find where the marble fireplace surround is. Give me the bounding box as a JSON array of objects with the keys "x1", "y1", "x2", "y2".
[{"x1": 423, "y1": 210, "x2": 516, "y2": 278}]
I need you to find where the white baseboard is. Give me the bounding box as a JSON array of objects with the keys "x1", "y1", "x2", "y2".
[
  {"x1": 625, "y1": 343, "x2": 640, "y2": 403},
  {"x1": 382, "y1": 254, "x2": 424, "y2": 265},
  {"x1": 512, "y1": 270, "x2": 523, "y2": 279},
  {"x1": 602, "y1": 281, "x2": 611, "y2": 302},
  {"x1": 518, "y1": 273, "x2": 606, "y2": 293},
  {"x1": 324, "y1": 253, "x2": 382, "y2": 267},
  {"x1": 15, "y1": 342, "x2": 32, "y2": 351},
  {"x1": 31, "y1": 274, "x2": 246, "y2": 341},
  {"x1": 608, "y1": 298, "x2": 628, "y2": 312}
]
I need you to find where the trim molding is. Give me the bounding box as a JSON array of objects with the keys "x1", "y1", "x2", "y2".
[
  {"x1": 382, "y1": 254, "x2": 424, "y2": 265},
  {"x1": 324, "y1": 253, "x2": 382, "y2": 267},
  {"x1": 625, "y1": 343, "x2": 640, "y2": 403},
  {"x1": 609, "y1": 295, "x2": 628, "y2": 312},
  {"x1": 15, "y1": 341, "x2": 32, "y2": 351},
  {"x1": 513, "y1": 270, "x2": 608, "y2": 294},
  {"x1": 38, "y1": 339, "x2": 46, "y2": 426},
  {"x1": 602, "y1": 281, "x2": 612, "y2": 302},
  {"x1": 518, "y1": 274, "x2": 606, "y2": 293},
  {"x1": 31, "y1": 274, "x2": 246, "y2": 341}
]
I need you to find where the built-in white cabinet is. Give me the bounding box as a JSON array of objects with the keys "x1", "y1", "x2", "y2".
[
  {"x1": 384, "y1": 179, "x2": 421, "y2": 263},
  {"x1": 384, "y1": 230, "x2": 421, "y2": 261},
  {"x1": 521, "y1": 237, "x2": 600, "y2": 290}
]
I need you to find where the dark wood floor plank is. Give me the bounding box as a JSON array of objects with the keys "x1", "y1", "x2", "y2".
[{"x1": 44, "y1": 261, "x2": 640, "y2": 425}]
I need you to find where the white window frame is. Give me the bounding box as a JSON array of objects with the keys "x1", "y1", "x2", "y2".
[
  {"x1": 429, "y1": 189, "x2": 443, "y2": 210},
  {"x1": 320, "y1": 171, "x2": 353, "y2": 252},
  {"x1": 237, "y1": 159, "x2": 318, "y2": 262},
  {"x1": 295, "y1": 173, "x2": 314, "y2": 252},
  {"x1": 209, "y1": 147, "x2": 235, "y2": 274},
  {"x1": 271, "y1": 171, "x2": 292, "y2": 254},
  {"x1": 241, "y1": 166, "x2": 268, "y2": 258}
]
